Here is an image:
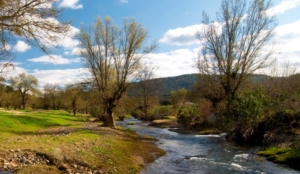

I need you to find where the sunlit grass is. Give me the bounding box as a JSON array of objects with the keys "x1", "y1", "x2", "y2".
[
  {"x1": 0, "y1": 108, "x2": 165, "y2": 173},
  {"x1": 258, "y1": 146, "x2": 300, "y2": 169}
]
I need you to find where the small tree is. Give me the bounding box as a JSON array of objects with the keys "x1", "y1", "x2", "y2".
[
  {"x1": 65, "y1": 84, "x2": 84, "y2": 116},
  {"x1": 77, "y1": 16, "x2": 156, "y2": 128},
  {"x1": 10, "y1": 73, "x2": 40, "y2": 109},
  {"x1": 170, "y1": 88, "x2": 188, "y2": 108},
  {"x1": 43, "y1": 83, "x2": 62, "y2": 110},
  {"x1": 133, "y1": 64, "x2": 160, "y2": 120}
]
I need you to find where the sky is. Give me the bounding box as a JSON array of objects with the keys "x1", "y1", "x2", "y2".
[{"x1": 4, "y1": 0, "x2": 300, "y2": 88}]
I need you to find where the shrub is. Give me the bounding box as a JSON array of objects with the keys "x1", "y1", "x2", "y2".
[
  {"x1": 226, "y1": 89, "x2": 270, "y2": 144},
  {"x1": 177, "y1": 105, "x2": 203, "y2": 129},
  {"x1": 148, "y1": 105, "x2": 177, "y2": 120},
  {"x1": 89, "y1": 106, "x2": 105, "y2": 121},
  {"x1": 231, "y1": 89, "x2": 268, "y2": 124}
]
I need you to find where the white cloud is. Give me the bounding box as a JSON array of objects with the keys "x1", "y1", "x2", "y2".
[
  {"x1": 267, "y1": 0, "x2": 300, "y2": 15},
  {"x1": 13, "y1": 41, "x2": 31, "y2": 52},
  {"x1": 28, "y1": 55, "x2": 81, "y2": 65},
  {"x1": 159, "y1": 24, "x2": 203, "y2": 46},
  {"x1": 16, "y1": 12, "x2": 80, "y2": 50},
  {"x1": 1, "y1": 63, "x2": 27, "y2": 79},
  {"x1": 273, "y1": 19, "x2": 300, "y2": 65},
  {"x1": 120, "y1": 0, "x2": 128, "y2": 3},
  {"x1": 32, "y1": 68, "x2": 89, "y2": 88},
  {"x1": 71, "y1": 47, "x2": 82, "y2": 56},
  {"x1": 143, "y1": 49, "x2": 198, "y2": 78},
  {"x1": 3, "y1": 64, "x2": 89, "y2": 89},
  {"x1": 59, "y1": 0, "x2": 83, "y2": 9}
]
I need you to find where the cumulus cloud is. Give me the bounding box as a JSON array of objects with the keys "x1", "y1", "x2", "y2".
[
  {"x1": 159, "y1": 23, "x2": 222, "y2": 46},
  {"x1": 44, "y1": 23, "x2": 80, "y2": 49},
  {"x1": 13, "y1": 41, "x2": 31, "y2": 52},
  {"x1": 273, "y1": 19, "x2": 300, "y2": 65},
  {"x1": 4, "y1": 65, "x2": 89, "y2": 89},
  {"x1": 32, "y1": 68, "x2": 89, "y2": 88},
  {"x1": 59, "y1": 0, "x2": 83, "y2": 9},
  {"x1": 267, "y1": 0, "x2": 300, "y2": 15},
  {"x1": 16, "y1": 12, "x2": 80, "y2": 50},
  {"x1": 143, "y1": 49, "x2": 198, "y2": 78},
  {"x1": 28, "y1": 55, "x2": 81, "y2": 64},
  {"x1": 159, "y1": 24, "x2": 203, "y2": 46}
]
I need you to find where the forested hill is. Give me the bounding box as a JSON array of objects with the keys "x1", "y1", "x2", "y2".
[
  {"x1": 157, "y1": 74, "x2": 199, "y2": 95},
  {"x1": 128, "y1": 73, "x2": 271, "y2": 97},
  {"x1": 128, "y1": 74, "x2": 199, "y2": 97}
]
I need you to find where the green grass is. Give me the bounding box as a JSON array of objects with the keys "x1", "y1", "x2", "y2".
[
  {"x1": 258, "y1": 147, "x2": 300, "y2": 170},
  {"x1": 0, "y1": 110, "x2": 85, "y2": 134},
  {"x1": 128, "y1": 122, "x2": 135, "y2": 125},
  {"x1": 0, "y1": 108, "x2": 165, "y2": 173}
]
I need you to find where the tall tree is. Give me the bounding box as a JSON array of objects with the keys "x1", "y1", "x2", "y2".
[
  {"x1": 0, "y1": 0, "x2": 71, "y2": 74},
  {"x1": 196, "y1": 0, "x2": 276, "y2": 101},
  {"x1": 77, "y1": 16, "x2": 156, "y2": 128},
  {"x1": 10, "y1": 73, "x2": 39, "y2": 109}
]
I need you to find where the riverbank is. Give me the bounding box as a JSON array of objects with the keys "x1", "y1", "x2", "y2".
[
  {"x1": 148, "y1": 115, "x2": 300, "y2": 171},
  {"x1": 0, "y1": 109, "x2": 165, "y2": 174},
  {"x1": 148, "y1": 116, "x2": 221, "y2": 135}
]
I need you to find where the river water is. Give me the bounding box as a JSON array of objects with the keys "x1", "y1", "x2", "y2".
[{"x1": 117, "y1": 118, "x2": 300, "y2": 174}]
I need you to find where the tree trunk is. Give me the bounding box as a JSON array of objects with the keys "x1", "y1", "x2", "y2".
[
  {"x1": 72, "y1": 100, "x2": 76, "y2": 116},
  {"x1": 21, "y1": 93, "x2": 26, "y2": 110},
  {"x1": 103, "y1": 107, "x2": 117, "y2": 129}
]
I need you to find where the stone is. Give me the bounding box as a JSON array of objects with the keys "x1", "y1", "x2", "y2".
[
  {"x1": 66, "y1": 169, "x2": 72, "y2": 173},
  {"x1": 20, "y1": 158, "x2": 27, "y2": 163}
]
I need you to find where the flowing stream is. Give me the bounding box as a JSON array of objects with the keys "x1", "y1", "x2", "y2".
[{"x1": 117, "y1": 117, "x2": 300, "y2": 174}]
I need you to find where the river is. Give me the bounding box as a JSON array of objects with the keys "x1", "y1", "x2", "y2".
[{"x1": 117, "y1": 117, "x2": 300, "y2": 174}]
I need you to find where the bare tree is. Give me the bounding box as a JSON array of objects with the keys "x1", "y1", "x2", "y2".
[
  {"x1": 10, "y1": 73, "x2": 40, "y2": 109},
  {"x1": 196, "y1": 0, "x2": 277, "y2": 101},
  {"x1": 0, "y1": 0, "x2": 71, "y2": 74},
  {"x1": 77, "y1": 16, "x2": 157, "y2": 128},
  {"x1": 134, "y1": 64, "x2": 160, "y2": 120}
]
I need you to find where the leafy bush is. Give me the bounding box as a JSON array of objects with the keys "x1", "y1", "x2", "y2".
[
  {"x1": 148, "y1": 105, "x2": 177, "y2": 120},
  {"x1": 130, "y1": 109, "x2": 144, "y2": 119},
  {"x1": 89, "y1": 106, "x2": 105, "y2": 121},
  {"x1": 231, "y1": 89, "x2": 268, "y2": 124},
  {"x1": 177, "y1": 105, "x2": 203, "y2": 129},
  {"x1": 226, "y1": 89, "x2": 269, "y2": 144}
]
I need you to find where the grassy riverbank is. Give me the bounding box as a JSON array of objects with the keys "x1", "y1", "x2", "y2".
[
  {"x1": 258, "y1": 146, "x2": 300, "y2": 170},
  {"x1": 0, "y1": 109, "x2": 165, "y2": 174}
]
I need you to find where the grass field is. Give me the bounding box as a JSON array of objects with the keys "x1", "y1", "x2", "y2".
[{"x1": 0, "y1": 109, "x2": 165, "y2": 174}]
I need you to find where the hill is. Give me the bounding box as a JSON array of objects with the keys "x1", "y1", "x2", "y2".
[
  {"x1": 157, "y1": 74, "x2": 199, "y2": 95},
  {"x1": 128, "y1": 73, "x2": 271, "y2": 97}
]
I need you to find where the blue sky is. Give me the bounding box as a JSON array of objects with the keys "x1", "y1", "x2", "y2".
[{"x1": 5, "y1": 0, "x2": 300, "y2": 88}]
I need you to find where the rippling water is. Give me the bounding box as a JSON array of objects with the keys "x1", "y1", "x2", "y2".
[{"x1": 117, "y1": 118, "x2": 300, "y2": 174}]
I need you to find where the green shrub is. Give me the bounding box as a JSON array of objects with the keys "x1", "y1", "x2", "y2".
[
  {"x1": 148, "y1": 105, "x2": 177, "y2": 120},
  {"x1": 130, "y1": 109, "x2": 144, "y2": 119},
  {"x1": 177, "y1": 105, "x2": 203, "y2": 129},
  {"x1": 89, "y1": 106, "x2": 105, "y2": 121},
  {"x1": 231, "y1": 89, "x2": 268, "y2": 124}
]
